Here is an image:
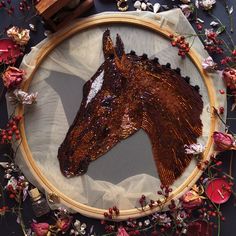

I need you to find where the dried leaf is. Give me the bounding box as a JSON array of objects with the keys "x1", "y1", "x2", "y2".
[
  {"x1": 197, "y1": 17, "x2": 204, "y2": 23},
  {"x1": 210, "y1": 21, "x2": 219, "y2": 27},
  {"x1": 216, "y1": 25, "x2": 226, "y2": 35},
  {"x1": 229, "y1": 6, "x2": 233, "y2": 14}
]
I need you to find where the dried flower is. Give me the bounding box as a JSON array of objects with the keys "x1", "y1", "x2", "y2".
[
  {"x1": 199, "y1": 0, "x2": 216, "y2": 10},
  {"x1": 184, "y1": 143, "x2": 205, "y2": 155},
  {"x1": 7, "y1": 26, "x2": 30, "y2": 46},
  {"x1": 210, "y1": 21, "x2": 219, "y2": 27},
  {"x1": 117, "y1": 227, "x2": 129, "y2": 236},
  {"x1": 213, "y1": 131, "x2": 235, "y2": 151},
  {"x1": 70, "y1": 220, "x2": 87, "y2": 235},
  {"x1": 180, "y1": 4, "x2": 193, "y2": 18},
  {"x1": 9, "y1": 89, "x2": 38, "y2": 105},
  {"x1": 222, "y1": 67, "x2": 236, "y2": 90},
  {"x1": 202, "y1": 56, "x2": 217, "y2": 71},
  {"x1": 56, "y1": 216, "x2": 72, "y2": 233},
  {"x1": 2, "y1": 66, "x2": 25, "y2": 89},
  {"x1": 182, "y1": 187, "x2": 203, "y2": 209},
  {"x1": 31, "y1": 222, "x2": 50, "y2": 236}
]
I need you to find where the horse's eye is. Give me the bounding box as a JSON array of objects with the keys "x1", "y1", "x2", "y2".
[{"x1": 101, "y1": 96, "x2": 114, "y2": 107}]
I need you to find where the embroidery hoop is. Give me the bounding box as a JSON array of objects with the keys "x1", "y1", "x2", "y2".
[{"x1": 15, "y1": 13, "x2": 217, "y2": 220}]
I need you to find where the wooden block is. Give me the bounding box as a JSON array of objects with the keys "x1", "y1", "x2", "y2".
[
  {"x1": 36, "y1": 0, "x2": 72, "y2": 19},
  {"x1": 35, "y1": 0, "x2": 94, "y2": 31},
  {"x1": 56, "y1": 0, "x2": 94, "y2": 30}
]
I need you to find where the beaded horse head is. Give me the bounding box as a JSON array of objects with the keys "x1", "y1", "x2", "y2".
[{"x1": 58, "y1": 30, "x2": 203, "y2": 186}]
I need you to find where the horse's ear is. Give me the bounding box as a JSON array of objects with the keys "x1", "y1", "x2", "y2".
[
  {"x1": 103, "y1": 29, "x2": 116, "y2": 60},
  {"x1": 115, "y1": 34, "x2": 125, "y2": 60}
]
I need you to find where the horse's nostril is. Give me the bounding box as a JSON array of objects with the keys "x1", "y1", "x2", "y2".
[{"x1": 77, "y1": 157, "x2": 91, "y2": 175}]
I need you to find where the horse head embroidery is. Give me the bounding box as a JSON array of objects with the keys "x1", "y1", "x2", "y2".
[{"x1": 57, "y1": 30, "x2": 203, "y2": 186}]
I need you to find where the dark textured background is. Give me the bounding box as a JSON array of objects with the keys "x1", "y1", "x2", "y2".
[{"x1": 0, "y1": 0, "x2": 236, "y2": 235}]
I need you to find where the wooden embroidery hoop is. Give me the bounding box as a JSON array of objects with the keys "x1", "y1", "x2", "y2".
[{"x1": 16, "y1": 14, "x2": 217, "y2": 220}]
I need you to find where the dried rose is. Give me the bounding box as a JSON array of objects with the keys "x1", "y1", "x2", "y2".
[
  {"x1": 202, "y1": 56, "x2": 217, "y2": 71},
  {"x1": 56, "y1": 216, "x2": 72, "y2": 233},
  {"x1": 117, "y1": 227, "x2": 129, "y2": 236},
  {"x1": 2, "y1": 66, "x2": 25, "y2": 89},
  {"x1": 7, "y1": 26, "x2": 30, "y2": 46},
  {"x1": 213, "y1": 131, "x2": 235, "y2": 151},
  {"x1": 9, "y1": 89, "x2": 38, "y2": 105},
  {"x1": 187, "y1": 220, "x2": 212, "y2": 236},
  {"x1": 31, "y1": 222, "x2": 50, "y2": 236},
  {"x1": 182, "y1": 189, "x2": 203, "y2": 209},
  {"x1": 222, "y1": 67, "x2": 236, "y2": 90},
  {"x1": 199, "y1": 0, "x2": 216, "y2": 10},
  {"x1": 180, "y1": 4, "x2": 193, "y2": 18}
]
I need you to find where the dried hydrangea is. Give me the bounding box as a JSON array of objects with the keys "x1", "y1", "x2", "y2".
[
  {"x1": 7, "y1": 26, "x2": 30, "y2": 46},
  {"x1": 9, "y1": 89, "x2": 38, "y2": 105},
  {"x1": 196, "y1": 0, "x2": 216, "y2": 10}
]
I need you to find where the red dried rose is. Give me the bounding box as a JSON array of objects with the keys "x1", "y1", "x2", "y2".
[
  {"x1": 2, "y1": 66, "x2": 25, "y2": 89},
  {"x1": 213, "y1": 131, "x2": 235, "y2": 151},
  {"x1": 31, "y1": 222, "x2": 50, "y2": 236}
]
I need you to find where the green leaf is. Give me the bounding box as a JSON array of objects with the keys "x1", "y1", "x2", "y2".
[{"x1": 216, "y1": 25, "x2": 226, "y2": 35}]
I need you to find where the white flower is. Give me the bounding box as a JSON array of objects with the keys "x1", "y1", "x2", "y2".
[
  {"x1": 199, "y1": 0, "x2": 216, "y2": 10},
  {"x1": 180, "y1": 4, "x2": 192, "y2": 18},
  {"x1": 202, "y1": 56, "x2": 217, "y2": 71},
  {"x1": 9, "y1": 89, "x2": 38, "y2": 105},
  {"x1": 184, "y1": 143, "x2": 205, "y2": 155}
]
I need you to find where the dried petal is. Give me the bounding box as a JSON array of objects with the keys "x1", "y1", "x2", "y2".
[
  {"x1": 202, "y1": 56, "x2": 217, "y2": 71},
  {"x1": 2, "y1": 66, "x2": 25, "y2": 89},
  {"x1": 117, "y1": 227, "x2": 130, "y2": 236},
  {"x1": 199, "y1": 0, "x2": 216, "y2": 10},
  {"x1": 31, "y1": 222, "x2": 50, "y2": 236},
  {"x1": 210, "y1": 21, "x2": 219, "y2": 27},
  {"x1": 7, "y1": 26, "x2": 30, "y2": 46},
  {"x1": 9, "y1": 89, "x2": 38, "y2": 105},
  {"x1": 179, "y1": 4, "x2": 193, "y2": 18},
  {"x1": 184, "y1": 143, "x2": 205, "y2": 155}
]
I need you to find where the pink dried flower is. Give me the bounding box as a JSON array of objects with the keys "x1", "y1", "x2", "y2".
[
  {"x1": 31, "y1": 222, "x2": 50, "y2": 236},
  {"x1": 202, "y1": 56, "x2": 217, "y2": 71},
  {"x1": 182, "y1": 190, "x2": 203, "y2": 209},
  {"x1": 2, "y1": 66, "x2": 25, "y2": 89},
  {"x1": 117, "y1": 227, "x2": 129, "y2": 236},
  {"x1": 180, "y1": 4, "x2": 193, "y2": 18},
  {"x1": 56, "y1": 216, "x2": 72, "y2": 233},
  {"x1": 213, "y1": 131, "x2": 235, "y2": 151}
]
